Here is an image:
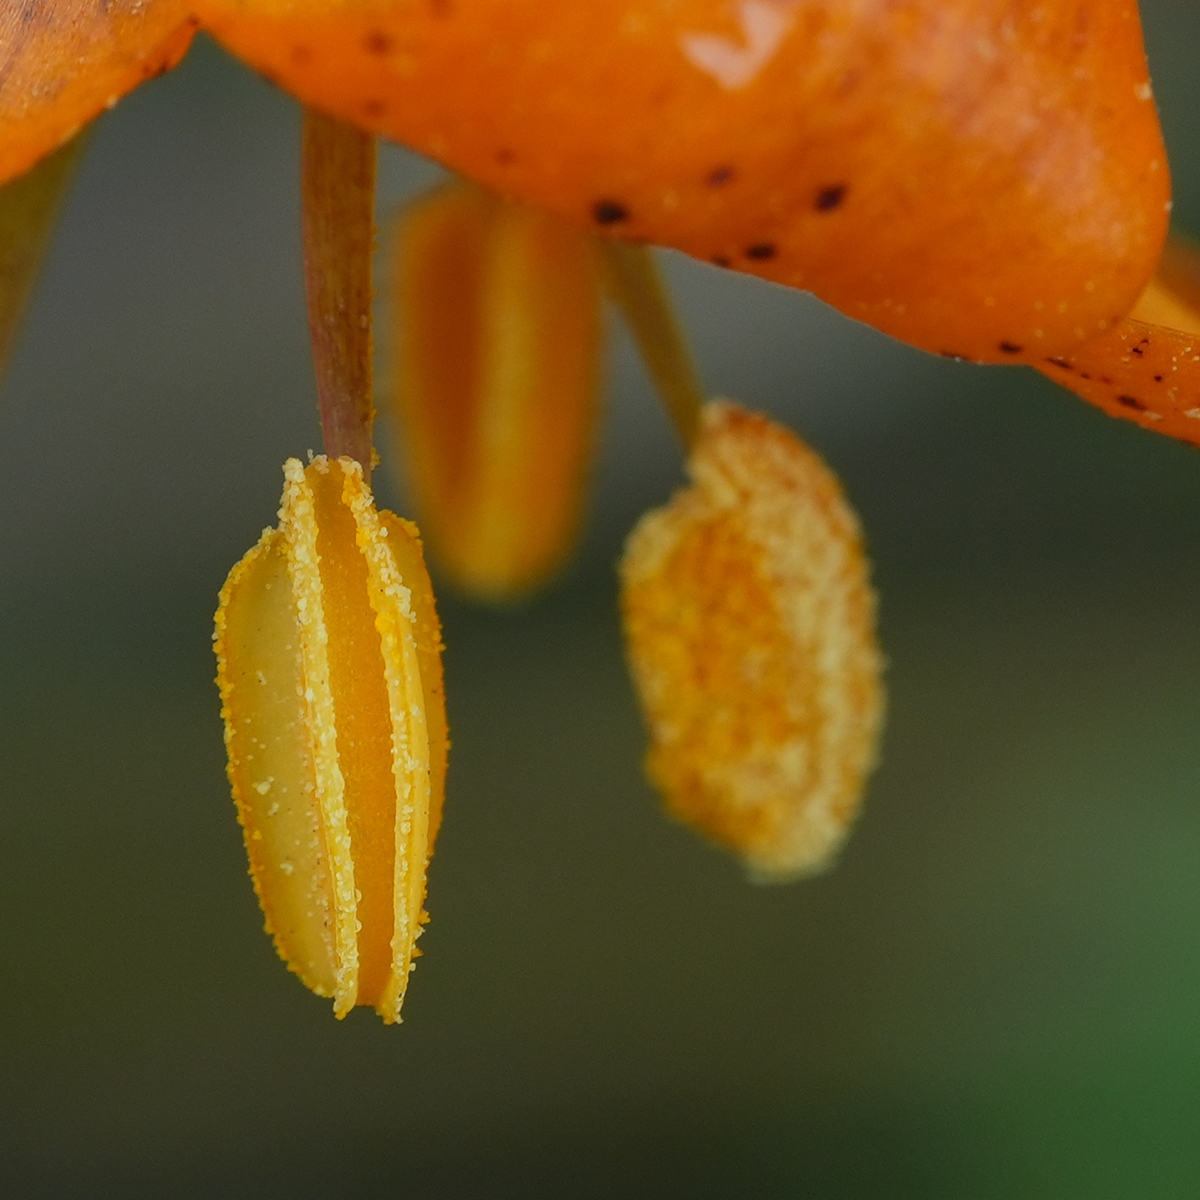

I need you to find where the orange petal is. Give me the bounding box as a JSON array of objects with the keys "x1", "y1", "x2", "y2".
[
  {"x1": 197, "y1": 0, "x2": 1166, "y2": 361},
  {"x1": 0, "y1": 0, "x2": 196, "y2": 186},
  {"x1": 215, "y1": 456, "x2": 446, "y2": 1023},
  {"x1": 620, "y1": 402, "x2": 883, "y2": 880},
  {"x1": 1036, "y1": 238, "x2": 1200, "y2": 448},
  {"x1": 386, "y1": 180, "x2": 603, "y2": 600}
]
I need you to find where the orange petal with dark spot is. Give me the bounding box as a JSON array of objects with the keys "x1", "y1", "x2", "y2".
[
  {"x1": 196, "y1": 0, "x2": 1167, "y2": 361},
  {"x1": 1037, "y1": 238, "x2": 1200, "y2": 448}
]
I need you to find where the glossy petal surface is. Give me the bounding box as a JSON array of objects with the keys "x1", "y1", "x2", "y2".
[{"x1": 197, "y1": 0, "x2": 1168, "y2": 361}]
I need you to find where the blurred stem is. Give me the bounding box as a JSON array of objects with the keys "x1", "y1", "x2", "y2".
[
  {"x1": 0, "y1": 134, "x2": 87, "y2": 387},
  {"x1": 302, "y1": 109, "x2": 377, "y2": 475},
  {"x1": 598, "y1": 240, "x2": 704, "y2": 449}
]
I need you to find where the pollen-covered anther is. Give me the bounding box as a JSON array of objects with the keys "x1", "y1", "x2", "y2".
[
  {"x1": 214, "y1": 456, "x2": 447, "y2": 1022},
  {"x1": 620, "y1": 402, "x2": 884, "y2": 881}
]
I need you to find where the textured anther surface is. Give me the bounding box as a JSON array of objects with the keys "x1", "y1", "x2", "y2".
[
  {"x1": 620, "y1": 402, "x2": 884, "y2": 880},
  {"x1": 215, "y1": 456, "x2": 446, "y2": 1022}
]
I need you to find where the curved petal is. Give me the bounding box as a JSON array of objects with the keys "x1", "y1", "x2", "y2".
[
  {"x1": 1036, "y1": 238, "x2": 1200, "y2": 449},
  {"x1": 0, "y1": 0, "x2": 196, "y2": 185},
  {"x1": 1038, "y1": 320, "x2": 1200, "y2": 449},
  {"x1": 197, "y1": 0, "x2": 1167, "y2": 362}
]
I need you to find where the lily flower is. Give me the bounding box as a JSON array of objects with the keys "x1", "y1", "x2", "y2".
[{"x1": 0, "y1": 1, "x2": 1194, "y2": 1019}]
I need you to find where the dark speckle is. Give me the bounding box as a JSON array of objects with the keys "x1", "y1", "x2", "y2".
[
  {"x1": 814, "y1": 184, "x2": 847, "y2": 212},
  {"x1": 291, "y1": 44, "x2": 312, "y2": 65},
  {"x1": 1117, "y1": 394, "x2": 1147, "y2": 411},
  {"x1": 1045, "y1": 357, "x2": 1073, "y2": 370},
  {"x1": 707, "y1": 166, "x2": 734, "y2": 187},
  {"x1": 1154, "y1": 374, "x2": 1164, "y2": 382},
  {"x1": 998, "y1": 341, "x2": 1023, "y2": 354},
  {"x1": 363, "y1": 29, "x2": 394, "y2": 54},
  {"x1": 361, "y1": 99, "x2": 388, "y2": 118},
  {"x1": 745, "y1": 242, "x2": 777, "y2": 261},
  {"x1": 593, "y1": 200, "x2": 630, "y2": 225},
  {"x1": 711, "y1": 255, "x2": 732, "y2": 268},
  {"x1": 495, "y1": 148, "x2": 515, "y2": 166}
]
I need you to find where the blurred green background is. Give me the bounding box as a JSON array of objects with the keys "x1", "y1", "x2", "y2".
[{"x1": 3, "y1": 4, "x2": 1200, "y2": 1195}]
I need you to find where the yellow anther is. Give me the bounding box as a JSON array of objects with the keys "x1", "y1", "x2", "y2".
[
  {"x1": 387, "y1": 180, "x2": 603, "y2": 600},
  {"x1": 620, "y1": 402, "x2": 884, "y2": 881},
  {"x1": 215, "y1": 456, "x2": 447, "y2": 1022}
]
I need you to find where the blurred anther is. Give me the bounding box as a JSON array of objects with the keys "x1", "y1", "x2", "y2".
[{"x1": 388, "y1": 180, "x2": 603, "y2": 599}]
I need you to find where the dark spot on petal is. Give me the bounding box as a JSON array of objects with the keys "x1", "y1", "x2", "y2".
[
  {"x1": 494, "y1": 148, "x2": 515, "y2": 165},
  {"x1": 814, "y1": 184, "x2": 847, "y2": 212},
  {"x1": 290, "y1": 44, "x2": 312, "y2": 65},
  {"x1": 429, "y1": 0, "x2": 454, "y2": 15},
  {"x1": 707, "y1": 166, "x2": 734, "y2": 187},
  {"x1": 1154, "y1": 374, "x2": 1164, "y2": 382},
  {"x1": 1117, "y1": 394, "x2": 1146, "y2": 411},
  {"x1": 1045, "y1": 357, "x2": 1073, "y2": 370},
  {"x1": 1131, "y1": 343, "x2": 1145, "y2": 356},
  {"x1": 711, "y1": 255, "x2": 731, "y2": 268},
  {"x1": 1100, "y1": 376, "x2": 1113, "y2": 385},
  {"x1": 1080, "y1": 372, "x2": 1092, "y2": 380},
  {"x1": 998, "y1": 341, "x2": 1023, "y2": 354},
  {"x1": 361, "y1": 99, "x2": 388, "y2": 118},
  {"x1": 745, "y1": 242, "x2": 777, "y2": 260},
  {"x1": 363, "y1": 29, "x2": 394, "y2": 54},
  {"x1": 593, "y1": 200, "x2": 629, "y2": 225}
]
